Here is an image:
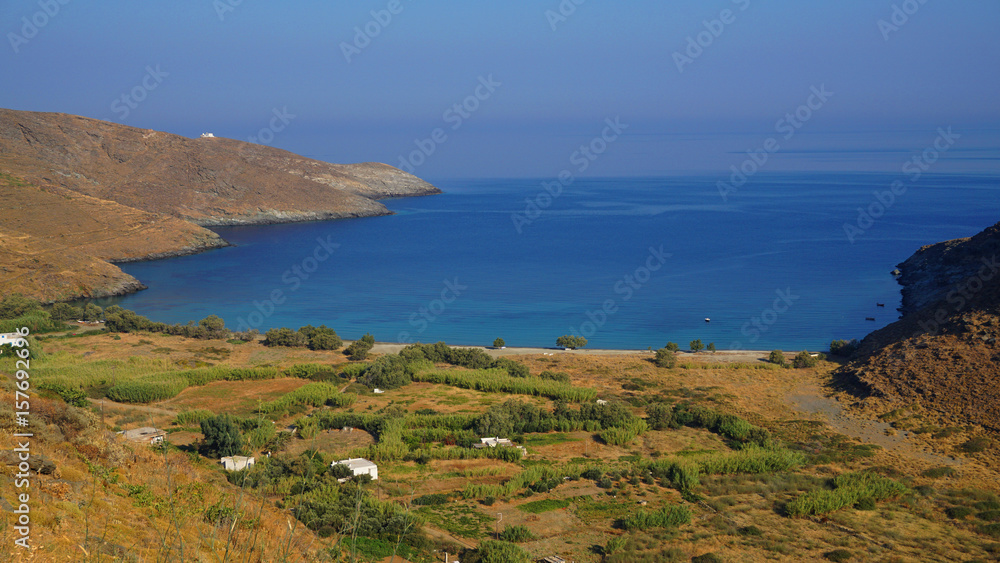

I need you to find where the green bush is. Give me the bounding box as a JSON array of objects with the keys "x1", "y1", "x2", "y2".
[
  {"x1": 474, "y1": 540, "x2": 530, "y2": 563},
  {"x1": 174, "y1": 410, "x2": 215, "y2": 425},
  {"x1": 0, "y1": 294, "x2": 42, "y2": 319},
  {"x1": 361, "y1": 354, "x2": 412, "y2": 390},
  {"x1": 344, "y1": 334, "x2": 375, "y2": 360},
  {"x1": 654, "y1": 348, "x2": 677, "y2": 368},
  {"x1": 200, "y1": 414, "x2": 244, "y2": 458},
  {"x1": 691, "y1": 554, "x2": 725, "y2": 563},
  {"x1": 620, "y1": 505, "x2": 692, "y2": 530},
  {"x1": 824, "y1": 549, "x2": 853, "y2": 562},
  {"x1": 792, "y1": 350, "x2": 820, "y2": 368},
  {"x1": 690, "y1": 339, "x2": 704, "y2": 352},
  {"x1": 38, "y1": 383, "x2": 88, "y2": 407},
  {"x1": 960, "y1": 437, "x2": 992, "y2": 453},
  {"x1": 768, "y1": 350, "x2": 787, "y2": 367},
  {"x1": 493, "y1": 338, "x2": 505, "y2": 348},
  {"x1": 946, "y1": 506, "x2": 974, "y2": 519},
  {"x1": 664, "y1": 342, "x2": 680, "y2": 352},
  {"x1": 412, "y1": 493, "x2": 449, "y2": 506},
  {"x1": 785, "y1": 471, "x2": 907, "y2": 517},
  {"x1": 263, "y1": 327, "x2": 308, "y2": 347},
  {"x1": 106, "y1": 375, "x2": 188, "y2": 403},
  {"x1": 499, "y1": 525, "x2": 535, "y2": 542},
  {"x1": 922, "y1": 466, "x2": 956, "y2": 479}
]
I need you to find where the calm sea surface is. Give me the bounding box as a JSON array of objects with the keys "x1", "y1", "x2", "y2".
[{"x1": 101, "y1": 174, "x2": 999, "y2": 350}]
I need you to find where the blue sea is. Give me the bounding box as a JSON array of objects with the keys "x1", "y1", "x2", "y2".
[{"x1": 99, "y1": 173, "x2": 999, "y2": 350}]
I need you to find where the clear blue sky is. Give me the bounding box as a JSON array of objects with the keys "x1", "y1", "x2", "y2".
[{"x1": 2, "y1": 0, "x2": 998, "y2": 179}]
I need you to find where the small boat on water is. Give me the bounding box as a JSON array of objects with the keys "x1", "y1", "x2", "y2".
[{"x1": 704, "y1": 318, "x2": 711, "y2": 323}]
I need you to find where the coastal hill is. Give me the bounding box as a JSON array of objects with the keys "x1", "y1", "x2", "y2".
[
  {"x1": 0, "y1": 108, "x2": 440, "y2": 301},
  {"x1": 840, "y1": 220, "x2": 1000, "y2": 430}
]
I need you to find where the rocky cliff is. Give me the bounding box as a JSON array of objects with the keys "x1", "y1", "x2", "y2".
[
  {"x1": 0, "y1": 108, "x2": 440, "y2": 301},
  {"x1": 839, "y1": 220, "x2": 1000, "y2": 430}
]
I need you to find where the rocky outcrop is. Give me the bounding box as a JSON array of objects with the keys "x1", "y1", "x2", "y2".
[
  {"x1": 839, "y1": 220, "x2": 1000, "y2": 430},
  {"x1": 895, "y1": 221, "x2": 1000, "y2": 315}
]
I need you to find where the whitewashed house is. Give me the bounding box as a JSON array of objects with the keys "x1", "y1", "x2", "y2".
[
  {"x1": 200, "y1": 132, "x2": 215, "y2": 138},
  {"x1": 0, "y1": 332, "x2": 24, "y2": 346},
  {"x1": 333, "y1": 458, "x2": 378, "y2": 481},
  {"x1": 221, "y1": 456, "x2": 255, "y2": 471}
]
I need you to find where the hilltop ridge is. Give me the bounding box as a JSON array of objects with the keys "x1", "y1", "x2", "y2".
[{"x1": 0, "y1": 108, "x2": 440, "y2": 301}]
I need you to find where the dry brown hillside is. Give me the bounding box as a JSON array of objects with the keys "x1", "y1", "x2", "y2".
[
  {"x1": 0, "y1": 108, "x2": 440, "y2": 301},
  {"x1": 839, "y1": 220, "x2": 1000, "y2": 431}
]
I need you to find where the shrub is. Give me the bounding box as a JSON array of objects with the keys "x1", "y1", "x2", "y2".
[
  {"x1": 824, "y1": 550, "x2": 853, "y2": 562},
  {"x1": 946, "y1": 506, "x2": 974, "y2": 519},
  {"x1": 620, "y1": 505, "x2": 692, "y2": 530},
  {"x1": 785, "y1": 472, "x2": 907, "y2": 517},
  {"x1": 922, "y1": 466, "x2": 956, "y2": 479},
  {"x1": 829, "y1": 339, "x2": 859, "y2": 357},
  {"x1": 692, "y1": 554, "x2": 725, "y2": 563},
  {"x1": 960, "y1": 437, "x2": 992, "y2": 453},
  {"x1": 690, "y1": 339, "x2": 704, "y2": 352},
  {"x1": 361, "y1": 354, "x2": 412, "y2": 390},
  {"x1": 0, "y1": 294, "x2": 42, "y2": 319},
  {"x1": 493, "y1": 338, "x2": 506, "y2": 348},
  {"x1": 38, "y1": 383, "x2": 88, "y2": 407},
  {"x1": 978, "y1": 510, "x2": 1000, "y2": 522},
  {"x1": 412, "y1": 493, "x2": 449, "y2": 506},
  {"x1": 106, "y1": 375, "x2": 188, "y2": 403},
  {"x1": 706, "y1": 342, "x2": 716, "y2": 352},
  {"x1": 768, "y1": 350, "x2": 787, "y2": 366},
  {"x1": 499, "y1": 525, "x2": 535, "y2": 542},
  {"x1": 664, "y1": 342, "x2": 680, "y2": 352},
  {"x1": 174, "y1": 410, "x2": 215, "y2": 425},
  {"x1": 263, "y1": 327, "x2": 308, "y2": 347},
  {"x1": 654, "y1": 348, "x2": 677, "y2": 368},
  {"x1": 646, "y1": 403, "x2": 678, "y2": 430},
  {"x1": 49, "y1": 302, "x2": 82, "y2": 321},
  {"x1": 792, "y1": 350, "x2": 820, "y2": 368},
  {"x1": 474, "y1": 540, "x2": 530, "y2": 563}
]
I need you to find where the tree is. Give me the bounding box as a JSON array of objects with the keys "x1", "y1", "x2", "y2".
[
  {"x1": 689, "y1": 339, "x2": 704, "y2": 353},
  {"x1": 200, "y1": 414, "x2": 245, "y2": 458},
  {"x1": 556, "y1": 335, "x2": 587, "y2": 349},
  {"x1": 664, "y1": 342, "x2": 680, "y2": 352},
  {"x1": 707, "y1": 342, "x2": 716, "y2": 353},
  {"x1": 82, "y1": 303, "x2": 104, "y2": 322},
  {"x1": 344, "y1": 333, "x2": 375, "y2": 361},
  {"x1": 50, "y1": 302, "x2": 82, "y2": 321},
  {"x1": 646, "y1": 403, "x2": 678, "y2": 430},
  {"x1": 493, "y1": 338, "x2": 506, "y2": 348},
  {"x1": 301, "y1": 325, "x2": 342, "y2": 350},
  {"x1": 653, "y1": 348, "x2": 676, "y2": 368},
  {"x1": 198, "y1": 315, "x2": 228, "y2": 339},
  {"x1": 0, "y1": 294, "x2": 42, "y2": 319},
  {"x1": 768, "y1": 350, "x2": 787, "y2": 367},
  {"x1": 361, "y1": 354, "x2": 411, "y2": 389}
]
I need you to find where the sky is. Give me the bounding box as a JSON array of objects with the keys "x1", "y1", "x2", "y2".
[{"x1": 2, "y1": 0, "x2": 999, "y2": 180}]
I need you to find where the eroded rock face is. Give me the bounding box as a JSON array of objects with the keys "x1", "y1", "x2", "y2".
[
  {"x1": 0, "y1": 108, "x2": 440, "y2": 301},
  {"x1": 895, "y1": 221, "x2": 1000, "y2": 316}
]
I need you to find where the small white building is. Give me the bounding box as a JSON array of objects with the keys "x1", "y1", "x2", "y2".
[
  {"x1": 221, "y1": 456, "x2": 255, "y2": 471},
  {"x1": 596, "y1": 399, "x2": 608, "y2": 406},
  {"x1": 0, "y1": 332, "x2": 24, "y2": 346},
  {"x1": 372, "y1": 388, "x2": 385, "y2": 394},
  {"x1": 200, "y1": 132, "x2": 215, "y2": 138},
  {"x1": 333, "y1": 457, "x2": 378, "y2": 481},
  {"x1": 475, "y1": 436, "x2": 514, "y2": 449}
]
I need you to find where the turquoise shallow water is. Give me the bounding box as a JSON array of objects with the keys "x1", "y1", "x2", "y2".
[{"x1": 99, "y1": 173, "x2": 999, "y2": 350}]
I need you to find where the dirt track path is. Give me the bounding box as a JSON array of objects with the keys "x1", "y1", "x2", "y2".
[
  {"x1": 421, "y1": 524, "x2": 477, "y2": 551},
  {"x1": 86, "y1": 397, "x2": 177, "y2": 417},
  {"x1": 786, "y1": 383, "x2": 961, "y2": 466}
]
